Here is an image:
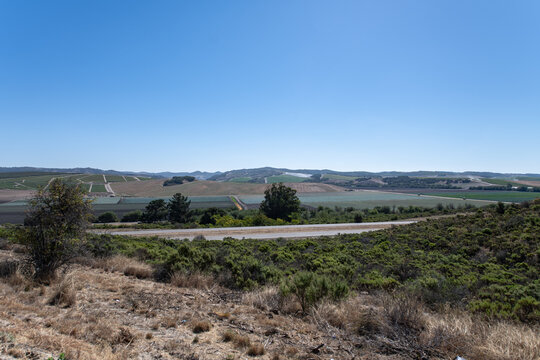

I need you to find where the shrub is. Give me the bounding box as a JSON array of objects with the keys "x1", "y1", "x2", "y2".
[
  {"x1": 280, "y1": 272, "x2": 349, "y2": 313},
  {"x1": 20, "y1": 179, "x2": 92, "y2": 282},
  {"x1": 96, "y1": 212, "x2": 119, "y2": 223},
  {"x1": 0, "y1": 260, "x2": 18, "y2": 278},
  {"x1": 121, "y1": 211, "x2": 142, "y2": 222}
]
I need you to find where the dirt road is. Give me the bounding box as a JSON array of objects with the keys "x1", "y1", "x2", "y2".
[{"x1": 92, "y1": 220, "x2": 416, "y2": 240}]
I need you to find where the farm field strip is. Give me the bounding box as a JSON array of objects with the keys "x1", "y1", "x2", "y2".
[
  {"x1": 267, "y1": 174, "x2": 306, "y2": 183},
  {"x1": 90, "y1": 184, "x2": 107, "y2": 193},
  {"x1": 428, "y1": 191, "x2": 540, "y2": 202},
  {"x1": 239, "y1": 190, "x2": 491, "y2": 209}
]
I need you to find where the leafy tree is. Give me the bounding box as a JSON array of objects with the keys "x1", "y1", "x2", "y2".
[
  {"x1": 168, "y1": 193, "x2": 191, "y2": 223},
  {"x1": 163, "y1": 176, "x2": 196, "y2": 186},
  {"x1": 20, "y1": 179, "x2": 92, "y2": 282},
  {"x1": 200, "y1": 207, "x2": 226, "y2": 225},
  {"x1": 141, "y1": 199, "x2": 168, "y2": 223},
  {"x1": 260, "y1": 183, "x2": 300, "y2": 220},
  {"x1": 96, "y1": 211, "x2": 118, "y2": 223},
  {"x1": 121, "y1": 210, "x2": 142, "y2": 222}
]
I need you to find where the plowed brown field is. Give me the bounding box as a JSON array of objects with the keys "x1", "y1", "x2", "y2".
[{"x1": 110, "y1": 180, "x2": 343, "y2": 197}]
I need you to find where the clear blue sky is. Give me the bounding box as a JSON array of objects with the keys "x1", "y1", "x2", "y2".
[{"x1": 1, "y1": 1, "x2": 539, "y2": 173}]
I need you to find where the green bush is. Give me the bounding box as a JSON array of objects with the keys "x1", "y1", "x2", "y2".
[
  {"x1": 96, "y1": 211, "x2": 119, "y2": 223},
  {"x1": 280, "y1": 271, "x2": 349, "y2": 312},
  {"x1": 121, "y1": 210, "x2": 142, "y2": 222}
]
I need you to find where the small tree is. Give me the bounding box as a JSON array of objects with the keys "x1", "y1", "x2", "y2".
[
  {"x1": 96, "y1": 211, "x2": 118, "y2": 223},
  {"x1": 260, "y1": 183, "x2": 300, "y2": 220},
  {"x1": 141, "y1": 199, "x2": 168, "y2": 223},
  {"x1": 168, "y1": 193, "x2": 191, "y2": 223},
  {"x1": 199, "y1": 207, "x2": 225, "y2": 225},
  {"x1": 20, "y1": 179, "x2": 92, "y2": 282},
  {"x1": 121, "y1": 210, "x2": 142, "y2": 222}
]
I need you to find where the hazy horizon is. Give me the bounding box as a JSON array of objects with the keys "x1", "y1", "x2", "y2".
[{"x1": 3, "y1": 164, "x2": 540, "y2": 176}]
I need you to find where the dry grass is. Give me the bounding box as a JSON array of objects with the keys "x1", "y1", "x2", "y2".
[
  {"x1": 48, "y1": 276, "x2": 76, "y2": 307},
  {"x1": 311, "y1": 292, "x2": 540, "y2": 360},
  {"x1": 170, "y1": 271, "x2": 214, "y2": 289},
  {"x1": 247, "y1": 342, "x2": 265, "y2": 356},
  {"x1": 423, "y1": 309, "x2": 540, "y2": 360},
  {"x1": 192, "y1": 320, "x2": 211, "y2": 333},
  {"x1": 242, "y1": 285, "x2": 300, "y2": 314},
  {"x1": 1, "y1": 248, "x2": 538, "y2": 360},
  {"x1": 91, "y1": 255, "x2": 153, "y2": 279},
  {"x1": 221, "y1": 330, "x2": 251, "y2": 349}
]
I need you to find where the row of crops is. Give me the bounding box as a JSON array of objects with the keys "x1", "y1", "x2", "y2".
[
  {"x1": 0, "y1": 173, "x2": 146, "y2": 191},
  {"x1": 239, "y1": 191, "x2": 493, "y2": 209}
]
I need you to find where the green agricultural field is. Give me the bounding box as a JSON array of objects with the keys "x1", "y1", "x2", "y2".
[
  {"x1": 77, "y1": 183, "x2": 91, "y2": 192},
  {"x1": 267, "y1": 175, "x2": 306, "y2": 183},
  {"x1": 239, "y1": 191, "x2": 489, "y2": 209},
  {"x1": 229, "y1": 177, "x2": 252, "y2": 183},
  {"x1": 80, "y1": 174, "x2": 107, "y2": 183},
  {"x1": 0, "y1": 195, "x2": 235, "y2": 224},
  {"x1": 124, "y1": 176, "x2": 139, "y2": 181},
  {"x1": 517, "y1": 176, "x2": 540, "y2": 181},
  {"x1": 0, "y1": 174, "x2": 74, "y2": 190},
  {"x1": 90, "y1": 184, "x2": 107, "y2": 193},
  {"x1": 119, "y1": 196, "x2": 234, "y2": 209},
  {"x1": 103, "y1": 175, "x2": 127, "y2": 182},
  {"x1": 429, "y1": 191, "x2": 540, "y2": 202}
]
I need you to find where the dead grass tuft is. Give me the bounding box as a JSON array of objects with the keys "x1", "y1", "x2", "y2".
[
  {"x1": 247, "y1": 343, "x2": 265, "y2": 356},
  {"x1": 192, "y1": 320, "x2": 211, "y2": 333},
  {"x1": 382, "y1": 293, "x2": 426, "y2": 334},
  {"x1": 0, "y1": 259, "x2": 19, "y2": 278},
  {"x1": 170, "y1": 271, "x2": 214, "y2": 289},
  {"x1": 233, "y1": 334, "x2": 251, "y2": 349},
  {"x1": 114, "y1": 327, "x2": 136, "y2": 345},
  {"x1": 92, "y1": 255, "x2": 152, "y2": 279},
  {"x1": 123, "y1": 264, "x2": 153, "y2": 279},
  {"x1": 242, "y1": 286, "x2": 282, "y2": 312},
  {"x1": 48, "y1": 276, "x2": 76, "y2": 307},
  {"x1": 221, "y1": 330, "x2": 251, "y2": 348},
  {"x1": 222, "y1": 330, "x2": 235, "y2": 342},
  {"x1": 163, "y1": 316, "x2": 179, "y2": 328}
]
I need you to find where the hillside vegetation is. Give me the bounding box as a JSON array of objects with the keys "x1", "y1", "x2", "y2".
[{"x1": 85, "y1": 200, "x2": 540, "y2": 322}]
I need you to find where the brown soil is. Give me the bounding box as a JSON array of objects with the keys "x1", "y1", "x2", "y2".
[
  {"x1": 0, "y1": 190, "x2": 35, "y2": 204},
  {"x1": 110, "y1": 180, "x2": 343, "y2": 197},
  {"x1": 515, "y1": 180, "x2": 540, "y2": 187}
]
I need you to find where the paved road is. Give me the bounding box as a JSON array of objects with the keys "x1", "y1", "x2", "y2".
[{"x1": 92, "y1": 220, "x2": 417, "y2": 240}]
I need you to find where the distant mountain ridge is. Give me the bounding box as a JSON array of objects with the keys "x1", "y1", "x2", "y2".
[
  {"x1": 0, "y1": 166, "x2": 539, "y2": 181},
  {"x1": 208, "y1": 167, "x2": 540, "y2": 182},
  {"x1": 0, "y1": 167, "x2": 220, "y2": 180}
]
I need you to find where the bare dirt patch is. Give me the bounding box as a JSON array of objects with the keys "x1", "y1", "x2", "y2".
[
  {"x1": 111, "y1": 180, "x2": 344, "y2": 197},
  {"x1": 515, "y1": 180, "x2": 540, "y2": 187},
  {"x1": 285, "y1": 182, "x2": 344, "y2": 193},
  {"x1": 0, "y1": 190, "x2": 35, "y2": 204}
]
